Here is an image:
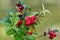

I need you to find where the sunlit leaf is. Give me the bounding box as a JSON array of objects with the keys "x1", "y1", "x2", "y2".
[
  {"x1": 16, "y1": 12, "x2": 22, "y2": 16},
  {"x1": 14, "y1": 17, "x2": 19, "y2": 25}
]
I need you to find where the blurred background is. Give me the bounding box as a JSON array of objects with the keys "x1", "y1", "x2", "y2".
[{"x1": 0, "y1": 0, "x2": 60, "y2": 40}]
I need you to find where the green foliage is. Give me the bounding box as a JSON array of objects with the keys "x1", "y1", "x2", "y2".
[
  {"x1": 6, "y1": 29, "x2": 14, "y2": 35},
  {"x1": 25, "y1": 35, "x2": 36, "y2": 40},
  {"x1": 53, "y1": 29, "x2": 59, "y2": 32}
]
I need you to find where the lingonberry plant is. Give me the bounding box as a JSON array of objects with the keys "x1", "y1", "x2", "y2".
[
  {"x1": 42, "y1": 27, "x2": 59, "y2": 40},
  {"x1": 0, "y1": 0, "x2": 56, "y2": 40},
  {"x1": 48, "y1": 29, "x2": 59, "y2": 40}
]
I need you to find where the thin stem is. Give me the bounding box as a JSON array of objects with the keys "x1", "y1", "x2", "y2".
[{"x1": 51, "y1": 23, "x2": 52, "y2": 30}]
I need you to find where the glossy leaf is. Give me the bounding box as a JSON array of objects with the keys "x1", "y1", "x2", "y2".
[{"x1": 53, "y1": 29, "x2": 59, "y2": 32}]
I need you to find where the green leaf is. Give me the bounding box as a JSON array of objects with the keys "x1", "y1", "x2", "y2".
[
  {"x1": 18, "y1": 1, "x2": 21, "y2": 4},
  {"x1": 16, "y1": 12, "x2": 22, "y2": 16},
  {"x1": 53, "y1": 29, "x2": 59, "y2": 32},
  {"x1": 25, "y1": 35, "x2": 36, "y2": 40},
  {"x1": 14, "y1": 17, "x2": 19, "y2": 25},
  {"x1": 15, "y1": 28, "x2": 23, "y2": 36},
  {"x1": 14, "y1": 34, "x2": 24, "y2": 40},
  {"x1": 13, "y1": 31, "x2": 24, "y2": 40},
  {"x1": 6, "y1": 29, "x2": 14, "y2": 35},
  {"x1": 12, "y1": 26, "x2": 17, "y2": 30}
]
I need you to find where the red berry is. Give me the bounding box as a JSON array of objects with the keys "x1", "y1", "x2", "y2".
[
  {"x1": 27, "y1": 32, "x2": 32, "y2": 35},
  {"x1": 19, "y1": 5, "x2": 24, "y2": 10},
  {"x1": 18, "y1": 9, "x2": 22, "y2": 13},
  {"x1": 19, "y1": 20, "x2": 23, "y2": 25},
  {"x1": 16, "y1": 4, "x2": 21, "y2": 7},
  {"x1": 53, "y1": 33, "x2": 56, "y2": 37},
  {"x1": 16, "y1": 23, "x2": 20, "y2": 27},
  {"x1": 16, "y1": 20, "x2": 22, "y2": 27},
  {"x1": 49, "y1": 31, "x2": 54, "y2": 36},
  {"x1": 26, "y1": 16, "x2": 31, "y2": 21},
  {"x1": 49, "y1": 35, "x2": 53, "y2": 39},
  {"x1": 31, "y1": 16, "x2": 36, "y2": 21},
  {"x1": 27, "y1": 20, "x2": 31, "y2": 25},
  {"x1": 48, "y1": 30, "x2": 54, "y2": 35},
  {"x1": 31, "y1": 19, "x2": 34, "y2": 25},
  {"x1": 26, "y1": 22, "x2": 29, "y2": 26}
]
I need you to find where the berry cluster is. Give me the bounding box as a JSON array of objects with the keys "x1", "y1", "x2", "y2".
[
  {"x1": 16, "y1": 16, "x2": 36, "y2": 35},
  {"x1": 26, "y1": 16, "x2": 36, "y2": 26},
  {"x1": 48, "y1": 30, "x2": 57, "y2": 39},
  {"x1": 16, "y1": 16, "x2": 36, "y2": 27},
  {"x1": 16, "y1": 2, "x2": 24, "y2": 13}
]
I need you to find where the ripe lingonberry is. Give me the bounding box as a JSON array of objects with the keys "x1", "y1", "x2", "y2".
[
  {"x1": 26, "y1": 20, "x2": 31, "y2": 26},
  {"x1": 31, "y1": 16, "x2": 36, "y2": 21},
  {"x1": 27, "y1": 32, "x2": 32, "y2": 35},
  {"x1": 16, "y1": 20, "x2": 23, "y2": 27},
  {"x1": 18, "y1": 8, "x2": 22, "y2": 13},
  {"x1": 19, "y1": 5, "x2": 24, "y2": 10},
  {"x1": 49, "y1": 35, "x2": 53, "y2": 39},
  {"x1": 26, "y1": 22, "x2": 29, "y2": 26},
  {"x1": 48, "y1": 30, "x2": 54, "y2": 35},
  {"x1": 19, "y1": 20, "x2": 22, "y2": 25},
  {"x1": 26, "y1": 16, "x2": 31, "y2": 21},
  {"x1": 26, "y1": 16, "x2": 35, "y2": 26},
  {"x1": 31, "y1": 19, "x2": 34, "y2": 25},
  {"x1": 53, "y1": 33, "x2": 56, "y2": 37}
]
